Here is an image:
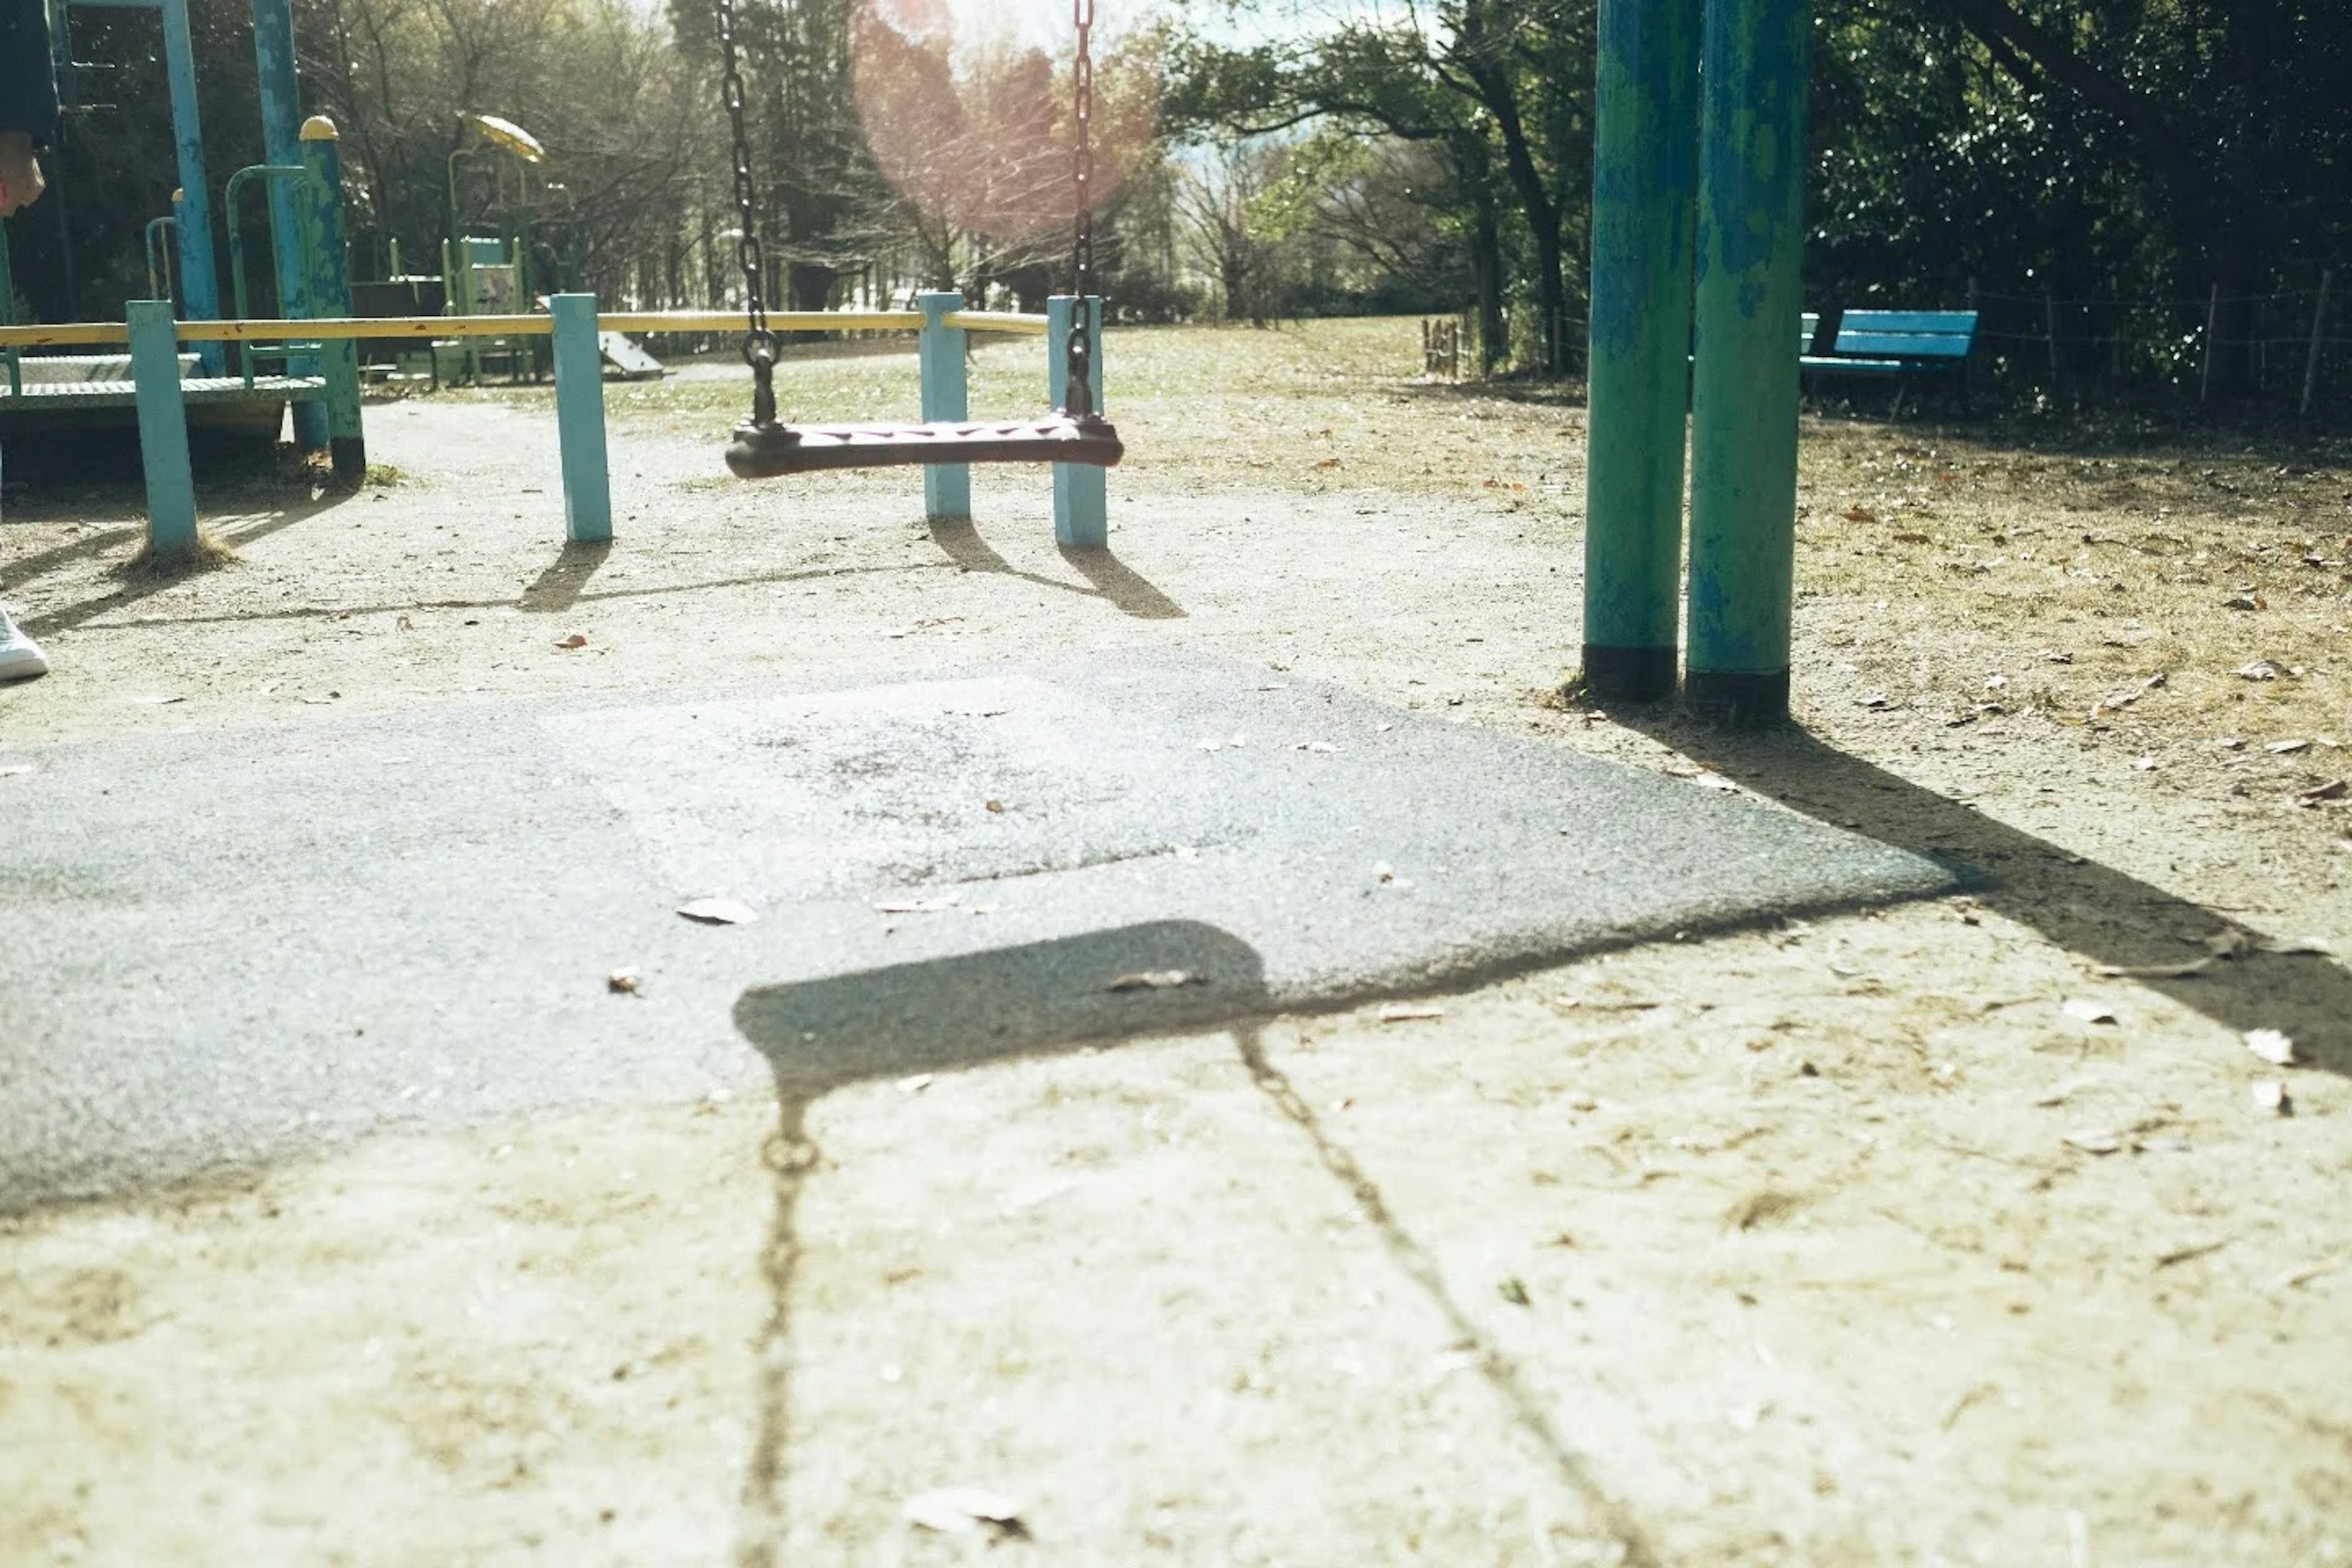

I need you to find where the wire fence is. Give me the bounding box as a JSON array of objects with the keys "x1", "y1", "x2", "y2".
[
  {"x1": 1427, "y1": 271, "x2": 2347, "y2": 415},
  {"x1": 1964, "y1": 274, "x2": 2343, "y2": 411}
]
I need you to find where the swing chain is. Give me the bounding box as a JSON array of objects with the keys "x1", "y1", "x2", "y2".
[
  {"x1": 1065, "y1": 0, "x2": 1098, "y2": 420},
  {"x1": 715, "y1": 0, "x2": 777, "y2": 426}
]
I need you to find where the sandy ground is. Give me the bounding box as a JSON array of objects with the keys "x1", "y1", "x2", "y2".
[{"x1": 2, "y1": 320, "x2": 2349, "y2": 1566}]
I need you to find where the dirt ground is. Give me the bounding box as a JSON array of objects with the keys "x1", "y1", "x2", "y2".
[{"x1": 2, "y1": 318, "x2": 2348, "y2": 1566}]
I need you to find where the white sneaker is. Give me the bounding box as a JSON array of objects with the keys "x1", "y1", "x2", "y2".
[{"x1": 0, "y1": 612, "x2": 48, "y2": 682}]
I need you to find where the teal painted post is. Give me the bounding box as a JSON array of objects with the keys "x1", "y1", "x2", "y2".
[
  {"x1": 1584, "y1": 0, "x2": 1702, "y2": 703},
  {"x1": 1687, "y1": 0, "x2": 1811, "y2": 725},
  {"x1": 251, "y1": 0, "x2": 326, "y2": 449},
  {"x1": 550, "y1": 294, "x2": 613, "y2": 543},
  {"x1": 157, "y1": 0, "x2": 224, "y2": 372},
  {"x1": 1048, "y1": 295, "x2": 1107, "y2": 548},
  {"x1": 917, "y1": 290, "x2": 971, "y2": 519},
  {"x1": 128, "y1": 300, "x2": 199, "y2": 554},
  {"x1": 297, "y1": 118, "x2": 366, "y2": 484}
]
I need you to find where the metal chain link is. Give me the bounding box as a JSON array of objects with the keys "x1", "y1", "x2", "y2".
[
  {"x1": 1064, "y1": 0, "x2": 1099, "y2": 419},
  {"x1": 715, "y1": 0, "x2": 777, "y2": 425}
]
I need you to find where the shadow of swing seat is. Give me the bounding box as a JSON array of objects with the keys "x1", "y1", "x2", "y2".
[{"x1": 733, "y1": 921, "x2": 1267, "y2": 1098}]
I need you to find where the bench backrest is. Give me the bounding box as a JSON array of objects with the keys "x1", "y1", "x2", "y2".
[{"x1": 1831, "y1": 310, "x2": 1978, "y2": 361}]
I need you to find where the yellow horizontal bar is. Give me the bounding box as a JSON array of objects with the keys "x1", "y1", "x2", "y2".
[
  {"x1": 943, "y1": 311, "x2": 1050, "y2": 336},
  {"x1": 0, "y1": 322, "x2": 130, "y2": 348},
  {"x1": 0, "y1": 306, "x2": 1057, "y2": 352}
]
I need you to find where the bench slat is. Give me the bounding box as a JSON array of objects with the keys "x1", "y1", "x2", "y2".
[
  {"x1": 1800, "y1": 356, "x2": 1905, "y2": 377},
  {"x1": 1839, "y1": 310, "x2": 1979, "y2": 334},
  {"x1": 1832, "y1": 331, "x2": 1973, "y2": 360}
]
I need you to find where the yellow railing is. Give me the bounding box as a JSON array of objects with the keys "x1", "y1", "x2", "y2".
[{"x1": 0, "y1": 306, "x2": 1053, "y2": 351}]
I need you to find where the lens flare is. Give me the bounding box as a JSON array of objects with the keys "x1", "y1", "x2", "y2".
[{"x1": 852, "y1": 0, "x2": 1161, "y2": 247}]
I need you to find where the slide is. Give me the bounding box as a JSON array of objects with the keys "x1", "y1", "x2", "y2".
[{"x1": 598, "y1": 331, "x2": 666, "y2": 381}]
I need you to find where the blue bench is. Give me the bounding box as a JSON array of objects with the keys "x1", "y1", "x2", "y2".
[{"x1": 1801, "y1": 309, "x2": 1979, "y2": 412}]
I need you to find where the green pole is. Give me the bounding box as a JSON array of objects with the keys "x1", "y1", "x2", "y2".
[
  {"x1": 298, "y1": 116, "x2": 366, "y2": 484},
  {"x1": 1686, "y1": 0, "x2": 1811, "y2": 725},
  {"x1": 1583, "y1": 0, "x2": 1703, "y2": 703}
]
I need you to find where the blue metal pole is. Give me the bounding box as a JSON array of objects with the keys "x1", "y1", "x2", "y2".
[
  {"x1": 550, "y1": 294, "x2": 612, "y2": 543},
  {"x1": 298, "y1": 118, "x2": 365, "y2": 484},
  {"x1": 128, "y1": 300, "x2": 198, "y2": 554},
  {"x1": 1048, "y1": 294, "x2": 1107, "y2": 549},
  {"x1": 157, "y1": 0, "x2": 223, "y2": 372},
  {"x1": 1584, "y1": 0, "x2": 1702, "y2": 703},
  {"x1": 1687, "y1": 0, "x2": 1811, "y2": 725},
  {"x1": 917, "y1": 290, "x2": 971, "y2": 520},
  {"x1": 251, "y1": 0, "x2": 325, "y2": 447}
]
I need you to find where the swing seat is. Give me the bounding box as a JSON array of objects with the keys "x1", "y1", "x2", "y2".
[{"x1": 726, "y1": 414, "x2": 1124, "y2": 478}]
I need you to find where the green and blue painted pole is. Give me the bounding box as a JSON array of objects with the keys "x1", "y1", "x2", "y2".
[
  {"x1": 297, "y1": 116, "x2": 364, "y2": 484},
  {"x1": 549, "y1": 294, "x2": 612, "y2": 543},
  {"x1": 127, "y1": 300, "x2": 198, "y2": 554},
  {"x1": 1584, "y1": 0, "x2": 1702, "y2": 703},
  {"x1": 251, "y1": 0, "x2": 325, "y2": 448},
  {"x1": 916, "y1": 290, "x2": 971, "y2": 520},
  {"x1": 154, "y1": 0, "x2": 224, "y2": 371},
  {"x1": 1048, "y1": 294, "x2": 1107, "y2": 549},
  {"x1": 1687, "y1": 0, "x2": 1812, "y2": 725}
]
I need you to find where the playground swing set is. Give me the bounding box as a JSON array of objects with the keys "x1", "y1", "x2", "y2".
[
  {"x1": 0, "y1": 0, "x2": 1121, "y2": 549},
  {"x1": 6, "y1": 0, "x2": 1819, "y2": 730}
]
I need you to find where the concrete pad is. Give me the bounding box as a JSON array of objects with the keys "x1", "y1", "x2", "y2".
[{"x1": 0, "y1": 649, "x2": 1961, "y2": 1208}]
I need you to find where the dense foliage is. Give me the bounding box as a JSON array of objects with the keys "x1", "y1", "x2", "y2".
[{"x1": 5, "y1": 0, "x2": 2346, "y2": 401}]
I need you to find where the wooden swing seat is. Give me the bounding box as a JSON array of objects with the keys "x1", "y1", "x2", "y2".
[{"x1": 726, "y1": 414, "x2": 1123, "y2": 478}]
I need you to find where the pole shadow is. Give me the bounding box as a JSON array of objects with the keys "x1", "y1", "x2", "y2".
[
  {"x1": 927, "y1": 514, "x2": 1185, "y2": 620},
  {"x1": 17, "y1": 497, "x2": 347, "y2": 640},
  {"x1": 517, "y1": 539, "x2": 612, "y2": 614},
  {"x1": 728, "y1": 920, "x2": 1652, "y2": 1566},
  {"x1": 1614, "y1": 710, "x2": 2351, "y2": 1076}
]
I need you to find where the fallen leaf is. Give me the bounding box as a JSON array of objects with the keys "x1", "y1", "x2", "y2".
[
  {"x1": 2267, "y1": 739, "x2": 2312, "y2": 755},
  {"x1": 2153, "y1": 1238, "x2": 2234, "y2": 1269},
  {"x1": 2297, "y1": 779, "x2": 2348, "y2": 802},
  {"x1": 1106, "y1": 970, "x2": 1204, "y2": 992},
  {"x1": 396, "y1": 614, "x2": 415, "y2": 631},
  {"x1": 903, "y1": 1487, "x2": 1025, "y2": 1538},
  {"x1": 1842, "y1": 505, "x2": 1879, "y2": 523},
  {"x1": 2062, "y1": 998, "x2": 2119, "y2": 1025},
  {"x1": 2097, "y1": 957, "x2": 2215, "y2": 979},
  {"x1": 2271, "y1": 1256, "x2": 2346, "y2": 1291},
  {"x1": 2223, "y1": 592, "x2": 2267, "y2": 611},
  {"x1": 2244, "y1": 1028, "x2": 2299, "y2": 1066},
  {"x1": 2203, "y1": 928, "x2": 2255, "y2": 960},
  {"x1": 2236, "y1": 659, "x2": 2285, "y2": 680},
  {"x1": 2259, "y1": 935, "x2": 2335, "y2": 956},
  {"x1": 1378, "y1": 1004, "x2": 1447, "y2": 1023},
  {"x1": 1894, "y1": 530, "x2": 1931, "y2": 544},
  {"x1": 555, "y1": 633, "x2": 589, "y2": 649},
  {"x1": 2064, "y1": 1129, "x2": 2125, "y2": 1155},
  {"x1": 677, "y1": 898, "x2": 758, "y2": 925},
  {"x1": 606, "y1": 970, "x2": 641, "y2": 995},
  {"x1": 1311, "y1": 457, "x2": 1342, "y2": 469},
  {"x1": 875, "y1": 895, "x2": 960, "y2": 914},
  {"x1": 2250, "y1": 1079, "x2": 2293, "y2": 1116},
  {"x1": 984, "y1": 798, "x2": 1006, "y2": 813}
]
